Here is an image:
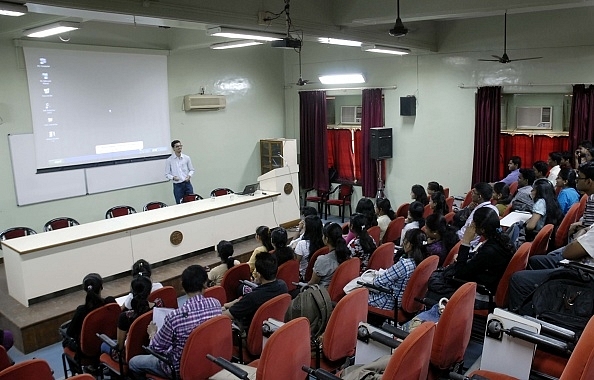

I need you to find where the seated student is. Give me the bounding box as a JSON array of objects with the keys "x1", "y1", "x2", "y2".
[
  {"x1": 402, "y1": 201, "x2": 425, "y2": 240},
  {"x1": 376, "y1": 198, "x2": 396, "y2": 242},
  {"x1": 270, "y1": 227, "x2": 295, "y2": 266},
  {"x1": 497, "y1": 156, "x2": 521, "y2": 185},
  {"x1": 533, "y1": 160, "x2": 549, "y2": 182},
  {"x1": 425, "y1": 213, "x2": 459, "y2": 266},
  {"x1": 309, "y1": 222, "x2": 350, "y2": 287},
  {"x1": 547, "y1": 152, "x2": 562, "y2": 185},
  {"x1": 101, "y1": 276, "x2": 156, "y2": 359},
  {"x1": 561, "y1": 150, "x2": 573, "y2": 169},
  {"x1": 289, "y1": 206, "x2": 319, "y2": 249},
  {"x1": 65, "y1": 273, "x2": 116, "y2": 350},
  {"x1": 429, "y1": 191, "x2": 449, "y2": 215},
  {"x1": 492, "y1": 182, "x2": 512, "y2": 216},
  {"x1": 427, "y1": 181, "x2": 445, "y2": 197},
  {"x1": 430, "y1": 208, "x2": 515, "y2": 309},
  {"x1": 129, "y1": 265, "x2": 221, "y2": 379},
  {"x1": 456, "y1": 182, "x2": 499, "y2": 244},
  {"x1": 208, "y1": 240, "x2": 240, "y2": 286},
  {"x1": 411, "y1": 184, "x2": 429, "y2": 205},
  {"x1": 345, "y1": 198, "x2": 378, "y2": 244},
  {"x1": 223, "y1": 253, "x2": 288, "y2": 328},
  {"x1": 122, "y1": 259, "x2": 163, "y2": 311},
  {"x1": 294, "y1": 215, "x2": 324, "y2": 279},
  {"x1": 574, "y1": 140, "x2": 593, "y2": 169},
  {"x1": 524, "y1": 179, "x2": 563, "y2": 241},
  {"x1": 556, "y1": 167, "x2": 580, "y2": 215},
  {"x1": 368, "y1": 229, "x2": 429, "y2": 310},
  {"x1": 347, "y1": 213, "x2": 377, "y2": 272},
  {"x1": 247, "y1": 226, "x2": 274, "y2": 274},
  {"x1": 511, "y1": 168, "x2": 536, "y2": 212}
]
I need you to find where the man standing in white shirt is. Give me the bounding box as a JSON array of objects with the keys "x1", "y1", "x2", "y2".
[{"x1": 165, "y1": 140, "x2": 195, "y2": 204}]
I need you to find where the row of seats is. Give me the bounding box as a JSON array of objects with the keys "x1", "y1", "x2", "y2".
[{"x1": 304, "y1": 184, "x2": 355, "y2": 222}]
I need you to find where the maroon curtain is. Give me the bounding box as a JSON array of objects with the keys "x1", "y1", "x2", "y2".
[
  {"x1": 360, "y1": 89, "x2": 383, "y2": 197},
  {"x1": 498, "y1": 134, "x2": 569, "y2": 178},
  {"x1": 328, "y1": 129, "x2": 355, "y2": 182},
  {"x1": 569, "y1": 84, "x2": 594, "y2": 151},
  {"x1": 299, "y1": 91, "x2": 329, "y2": 191},
  {"x1": 472, "y1": 86, "x2": 501, "y2": 184}
]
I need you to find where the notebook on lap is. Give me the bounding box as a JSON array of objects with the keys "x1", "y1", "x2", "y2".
[{"x1": 236, "y1": 183, "x2": 259, "y2": 195}]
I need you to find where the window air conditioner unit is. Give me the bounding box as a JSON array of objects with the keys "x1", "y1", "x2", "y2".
[
  {"x1": 516, "y1": 106, "x2": 552, "y2": 129},
  {"x1": 341, "y1": 106, "x2": 362, "y2": 124},
  {"x1": 183, "y1": 95, "x2": 226, "y2": 111}
]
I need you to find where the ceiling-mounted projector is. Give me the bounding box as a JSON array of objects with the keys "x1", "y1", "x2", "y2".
[{"x1": 271, "y1": 37, "x2": 302, "y2": 49}]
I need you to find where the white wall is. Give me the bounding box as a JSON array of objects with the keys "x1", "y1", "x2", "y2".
[{"x1": 0, "y1": 28, "x2": 285, "y2": 233}]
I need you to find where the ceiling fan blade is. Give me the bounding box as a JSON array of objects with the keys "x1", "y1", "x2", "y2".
[
  {"x1": 491, "y1": 55, "x2": 504, "y2": 60},
  {"x1": 509, "y1": 57, "x2": 543, "y2": 62},
  {"x1": 478, "y1": 59, "x2": 501, "y2": 62}
]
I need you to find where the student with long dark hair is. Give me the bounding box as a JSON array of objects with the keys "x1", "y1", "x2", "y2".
[
  {"x1": 309, "y1": 222, "x2": 350, "y2": 287},
  {"x1": 411, "y1": 185, "x2": 429, "y2": 206},
  {"x1": 347, "y1": 213, "x2": 377, "y2": 272},
  {"x1": 402, "y1": 201, "x2": 425, "y2": 239},
  {"x1": 368, "y1": 229, "x2": 429, "y2": 310},
  {"x1": 427, "y1": 181, "x2": 445, "y2": 196},
  {"x1": 208, "y1": 240, "x2": 239, "y2": 286},
  {"x1": 122, "y1": 259, "x2": 163, "y2": 310},
  {"x1": 425, "y1": 213, "x2": 459, "y2": 266},
  {"x1": 376, "y1": 198, "x2": 396, "y2": 241},
  {"x1": 270, "y1": 227, "x2": 295, "y2": 266},
  {"x1": 492, "y1": 182, "x2": 512, "y2": 216},
  {"x1": 248, "y1": 226, "x2": 274, "y2": 273},
  {"x1": 429, "y1": 191, "x2": 449, "y2": 215},
  {"x1": 294, "y1": 215, "x2": 324, "y2": 279},
  {"x1": 345, "y1": 198, "x2": 378, "y2": 243},
  {"x1": 525, "y1": 179, "x2": 563, "y2": 240}
]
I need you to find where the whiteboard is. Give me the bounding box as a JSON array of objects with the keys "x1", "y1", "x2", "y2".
[
  {"x1": 8, "y1": 134, "x2": 87, "y2": 206},
  {"x1": 86, "y1": 159, "x2": 168, "y2": 194}
]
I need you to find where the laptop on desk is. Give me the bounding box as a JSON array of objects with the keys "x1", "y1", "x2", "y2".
[{"x1": 236, "y1": 183, "x2": 259, "y2": 195}]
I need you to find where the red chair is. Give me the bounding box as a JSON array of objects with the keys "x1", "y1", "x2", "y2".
[
  {"x1": 277, "y1": 259, "x2": 300, "y2": 293},
  {"x1": 509, "y1": 181, "x2": 519, "y2": 197},
  {"x1": 235, "y1": 293, "x2": 291, "y2": 364},
  {"x1": 325, "y1": 184, "x2": 354, "y2": 222},
  {"x1": 105, "y1": 205, "x2": 136, "y2": 218},
  {"x1": 382, "y1": 322, "x2": 436, "y2": 380},
  {"x1": 367, "y1": 242, "x2": 395, "y2": 271},
  {"x1": 555, "y1": 202, "x2": 580, "y2": 249},
  {"x1": 62, "y1": 303, "x2": 121, "y2": 377},
  {"x1": 151, "y1": 315, "x2": 234, "y2": 380},
  {"x1": 396, "y1": 203, "x2": 409, "y2": 219},
  {"x1": 313, "y1": 288, "x2": 369, "y2": 371},
  {"x1": 0, "y1": 359, "x2": 53, "y2": 380},
  {"x1": 445, "y1": 197, "x2": 455, "y2": 213},
  {"x1": 0, "y1": 227, "x2": 36, "y2": 244},
  {"x1": 428, "y1": 282, "x2": 477, "y2": 380},
  {"x1": 471, "y1": 315, "x2": 594, "y2": 380},
  {"x1": 423, "y1": 204, "x2": 433, "y2": 218},
  {"x1": 528, "y1": 224, "x2": 554, "y2": 257},
  {"x1": 181, "y1": 194, "x2": 203, "y2": 203},
  {"x1": 204, "y1": 285, "x2": 227, "y2": 305},
  {"x1": 305, "y1": 246, "x2": 329, "y2": 282},
  {"x1": 148, "y1": 286, "x2": 178, "y2": 309},
  {"x1": 99, "y1": 310, "x2": 152, "y2": 378},
  {"x1": 143, "y1": 201, "x2": 167, "y2": 211},
  {"x1": 327, "y1": 258, "x2": 361, "y2": 303},
  {"x1": 577, "y1": 193, "x2": 588, "y2": 221},
  {"x1": 444, "y1": 211, "x2": 456, "y2": 225},
  {"x1": 43, "y1": 217, "x2": 79, "y2": 231},
  {"x1": 367, "y1": 225, "x2": 381, "y2": 245},
  {"x1": 210, "y1": 188, "x2": 234, "y2": 197},
  {"x1": 0, "y1": 347, "x2": 11, "y2": 372},
  {"x1": 461, "y1": 191, "x2": 473, "y2": 209},
  {"x1": 220, "y1": 263, "x2": 251, "y2": 302},
  {"x1": 368, "y1": 255, "x2": 439, "y2": 325},
  {"x1": 443, "y1": 187, "x2": 450, "y2": 198},
  {"x1": 382, "y1": 216, "x2": 405, "y2": 245},
  {"x1": 304, "y1": 188, "x2": 329, "y2": 216},
  {"x1": 442, "y1": 241, "x2": 461, "y2": 267}
]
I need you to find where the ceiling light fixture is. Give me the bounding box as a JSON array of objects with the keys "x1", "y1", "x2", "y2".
[
  {"x1": 319, "y1": 74, "x2": 366, "y2": 85},
  {"x1": 207, "y1": 27, "x2": 283, "y2": 42},
  {"x1": 0, "y1": 1, "x2": 27, "y2": 16},
  {"x1": 318, "y1": 38, "x2": 362, "y2": 47},
  {"x1": 24, "y1": 21, "x2": 81, "y2": 38},
  {"x1": 362, "y1": 44, "x2": 410, "y2": 55},
  {"x1": 210, "y1": 40, "x2": 264, "y2": 50}
]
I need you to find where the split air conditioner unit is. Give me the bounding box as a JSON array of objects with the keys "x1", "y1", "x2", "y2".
[{"x1": 183, "y1": 95, "x2": 226, "y2": 111}]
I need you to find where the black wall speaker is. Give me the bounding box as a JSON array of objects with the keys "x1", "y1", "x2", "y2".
[
  {"x1": 370, "y1": 127, "x2": 393, "y2": 160},
  {"x1": 400, "y1": 96, "x2": 416, "y2": 116}
]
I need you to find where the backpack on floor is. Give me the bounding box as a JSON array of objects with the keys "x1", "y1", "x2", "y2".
[
  {"x1": 285, "y1": 284, "x2": 333, "y2": 340},
  {"x1": 520, "y1": 266, "x2": 594, "y2": 335}
]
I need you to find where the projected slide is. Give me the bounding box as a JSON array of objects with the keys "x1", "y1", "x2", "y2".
[{"x1": 23, "y1": 47, "x2": 171, "y2": 171}]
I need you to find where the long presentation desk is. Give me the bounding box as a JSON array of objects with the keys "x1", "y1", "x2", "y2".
[{"x1": 2, "y1": 191, "x2": 297, "y2": 306}]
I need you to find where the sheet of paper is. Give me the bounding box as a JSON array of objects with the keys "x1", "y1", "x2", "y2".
[
  {"x1": 499, "y1": 211, "x2": 532, "y2": 227},
  {"x1": 152, "y1": 307, "x2": 175, "y2": 329}
]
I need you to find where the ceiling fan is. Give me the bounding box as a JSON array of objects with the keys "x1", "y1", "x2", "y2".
[
  {"x1": 479, "y1": 12, "x2": 542, "y2": 64},
  {"x1": 389, "y1": 0, "x2": 408, "y2": 37},
  {"x1": 295, "y1": 48, "x2": 310, "y2": 86}
]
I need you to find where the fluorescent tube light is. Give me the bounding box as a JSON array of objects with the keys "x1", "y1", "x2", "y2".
[
  {"x1": 24, "y1": 21, "x2": 81, "y2": 38},
  {"x1": 210, "y1": 40, "x2": 263, "y2": 50},
  {"x1": 319, "y1": 74, "x2": 366, "y2": 85},
  {"x1": 318, "y1": 37, "x2": 362, "y2": 47},
  {"x1": 0, "y1": 1, "x2": 27, "y2": 16},
  {"x1": 207, "y1": 27, "x2": 283, "y2": 42},
  {"x1": 362, "y1": 44, "x2": 410, "y2": 55}
]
